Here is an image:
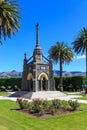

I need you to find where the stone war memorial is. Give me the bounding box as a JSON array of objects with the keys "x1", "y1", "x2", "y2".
[
  {"x1": 22, "y1": 23, "x2": 55, "y2": 92},
  {"x1": 11, "y1": 23, "x2": 65, "y2": 99}
]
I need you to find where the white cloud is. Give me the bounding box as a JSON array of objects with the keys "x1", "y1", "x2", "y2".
[{"x1": 75, "y1": 55, "x2": 86, "y2": 60}]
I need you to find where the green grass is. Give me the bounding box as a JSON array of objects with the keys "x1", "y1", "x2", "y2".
[
  {"x1": 75, "y1": 94, "x2": 87, "y2": 100},
  {"x1": 0, "y1": 92, "x2": 11, "y2": 96},
  {"x1": 64, "y1": 91, "x2": 81, "y2": 95},
  {"x1": 0, "y1": 100, "x2": 87, "y2": 130}
]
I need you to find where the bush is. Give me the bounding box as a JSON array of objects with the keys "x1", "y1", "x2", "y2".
[
  {"x1": 0, "y1": 77, "x2": 22, "y2": 91},
  {"x1": 54, "y1": 76, "x2": 84, "y2": 92},
  {"x1": 16, "y1": 97, "x2": 25, "y2": 109},
  {"x1": 68, "y1": 100, "x2": 80, "y2": 111},
  {"x1": 16, "y1": 98, "x2": 80, "y2": 116},
  {"x1": 32, "y1": 98, "x2": 43, "y2": 113},
  {"x1": 7, "y1": 86, "x2": 12, "y2": 90},
  {"x1": 61, "y1": 100, "x2": 69, "y2": 110},
  {"x1": 48, "y1": 100, "x2": 61, "y2": 115},
  {"x1": 49, "y1": 106, "x2": 56, "y2": 115},
  {"x1": 13, "y1": 85, "x2": 20, "y2": 91},
  {"x1": 38, "y1": 104, "x2": 45, "y2": 116},
  {"x1": 28, "y1": 102, "x2": 33, "y2": 112},
  {"x1": 42, "y1": 100, "x2": 49, "y2": 112},
  {"x1": 52, "y1": 99, "x2": 61, "y2": 110},
  {"x1": 0, "y1": 86, "x2": 6, "y2": 91}
]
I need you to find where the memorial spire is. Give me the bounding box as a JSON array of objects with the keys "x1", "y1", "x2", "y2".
[{"x1": 36, "y1": 23, "x2": 40, "y2": 48}]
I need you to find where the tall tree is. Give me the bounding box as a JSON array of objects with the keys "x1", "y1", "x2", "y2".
[
  {"x1": 0, "y1": 0, "x2": 21, "y2": 43},
  {"x1": 72, "y1": 27, "x2": 87, "y2": 83},
  {"x1": 48, "y1": 42, "x2": 73, "y2": 91}
]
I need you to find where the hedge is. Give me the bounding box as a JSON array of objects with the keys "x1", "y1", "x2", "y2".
[
  {"x1": 0, "y1": 76, "x2": 86, "y2": 92},
  {"x1": 0, "y1": 77, "x2": 22, "y2": 91},
  {"x1": 54, "y1": 76, "x2": 86, "y2": 91}
]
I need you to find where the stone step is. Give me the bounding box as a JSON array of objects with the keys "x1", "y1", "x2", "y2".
[{"x1": 10, "y1": 91, "x2": 66, "y2": 99}]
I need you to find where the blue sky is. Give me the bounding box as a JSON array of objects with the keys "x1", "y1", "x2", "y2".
[{"x1": 0, "y1": 0, "x2": 87, "y2": 72}]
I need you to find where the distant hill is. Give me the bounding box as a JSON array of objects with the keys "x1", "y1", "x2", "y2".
[
  {"x1": 53, "y1": 70, "x2": 85, "y2": 76},
  {"x1": 0, "y1": 70, "x2": 22, "y2": 78},
  {"x1": 0, "y1": 70, "x2": 85, "y2": 78}
]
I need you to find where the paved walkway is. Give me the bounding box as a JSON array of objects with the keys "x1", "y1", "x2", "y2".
[
  {"x1": 0, "y1": 96, "x2": 17, "y2": 101},
  {"x1": 0, "y1": 94, "x2": 87, "y2": 104}
]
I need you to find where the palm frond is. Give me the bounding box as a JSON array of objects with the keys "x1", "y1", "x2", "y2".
[
  {"x1": 72, "y1": 27, "x2": 87, "y2": 54},
  {"x1": 48, "y1": 41, "x2": 73, "y2": 65},
  {"x1": 0, "y1": 0, "x2": 21, "y2": 43}
]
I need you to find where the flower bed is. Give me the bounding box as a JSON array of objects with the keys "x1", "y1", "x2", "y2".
[{"x1": 16, "y1": 97, "x2": 80, "y2": 119}]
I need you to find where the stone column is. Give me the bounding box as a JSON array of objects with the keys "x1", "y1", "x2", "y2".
[{"x1": 33, "y1": 62, "x2": 39, "y2": 92}]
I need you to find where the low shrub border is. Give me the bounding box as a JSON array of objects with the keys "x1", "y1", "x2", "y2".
[{"x1": 16, "y1": 98, "x2": 80, "y2": 118}]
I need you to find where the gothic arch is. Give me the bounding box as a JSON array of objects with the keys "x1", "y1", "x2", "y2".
[
  {"x1": 27, "y1": 73, "x2": 33, "y2": 80},
  {"x1": 38, "y1": 72, "x2": 48, "y2": 80}
]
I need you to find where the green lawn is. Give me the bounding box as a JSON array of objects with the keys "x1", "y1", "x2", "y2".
[
  {"x1": 0, "y1": 100, "x2": 87, "y2": 130},
  {"x1": 76, "y1": 94, "x2": 87, "y2": 100},
  {"x1": 0, "y1": 92, "x2": 11, "y2": 96}
]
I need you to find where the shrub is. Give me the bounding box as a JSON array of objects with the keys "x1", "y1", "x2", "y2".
[
  {"x1": 38, "y1": 104, "x2": 45, "y2": 116},
  {"x1": 52, "y1": 99, "x2": 61, "y2": 110},
  {"x1": 68, "y1": 100, "x2": 80, "y2": 111},
  {"x1": 7, "y1": 86, "x2": 12, "y2": 90},
  {"x1": 16, "y1": 97, "x2": 24, "y2": 109},
  {"x1": 13, "y1": 85, "x2": 19, "y2": 91},
  {"x1": 42, "y1": 99, "x2": 49, "y2": 112},
  {"x1": 17, "y1": 98, "x2": 29, "y2": 110},
  {"x1": 61, "y1": 100, "x2": 69, "y2": 110},
  {"x1": 0, "y1": 86, "x2": 6, "y2": 91},
  {"x1": 0, "y1": 77, "x2": 22, "y2": 91},
  {"x1": 16, "y1": 98, "x2": 80, "y2": 117},
  {"x1": 49, "y1": 106, "x2": 56, "y2": 115},
  {"x1": 54, "y1": 76, "x2": 84, "y2": 91},
  {"x1": 32, "y1": 98, "x2": 43, "y2": 113},
  {"x1": 28, "y1": 102, "x2": 33, "y2": 112},
  {"x1": 48, "y1": 100, "x2": 61, "y2": 115},
  {"x1": 22, "y1": 100, "x2": 29, "y2": 109}
]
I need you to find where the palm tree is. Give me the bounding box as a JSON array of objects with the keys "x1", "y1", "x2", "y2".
[
  {"x1": 0, "y1": 0, "x2": 21, "y2": 43},
  {"x1": 72, "y1": 27, "x2": 87, "y2": 83},
  {"x1": 48, "y1": 42, "x2": 73, "y2": 91}
]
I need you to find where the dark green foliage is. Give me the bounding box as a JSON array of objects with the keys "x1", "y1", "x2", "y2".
[
  {"x1": 13, "y1": 85, "x2": 20, "y2": 91},
  {"x1": 42, "y1": 99, "x2": 49, "y2": 111},
  {"x1": 0, "y1": 0, "x2": 21, "y2": 43},
  {"x1": 54, "y1": 76, "x2": 84, "y2": 91},
  {"x1": 16, "y1": 97, "x2": 25, "y2": 109},
  {"x1": 7, "y1": 86, "x2": 12, "y2": 90},
  {"x1": 48, "y1": 42, "x2": 73, "y2": 92},
  {"x1": 52, "y1": 99, "x2": 61, "y2": 109},
  {"x1": 32, "y1": 98, "x2": 43, "y2": 113},
  {"x1": 0, "y1": 77, "x2": 22, "y2": 91},
  {"x1": 28, "y1": 102, "x2": 33, "y2": 112},
  {"x1": 71, "y1": 76, "x2": 83, "y2": 91},
  {"x1": 49, "y1": 106, "x2": 56, "y2": 115},
  {"x1": 68, "y1": 100, "x2": 80, "y2": 111},
  {"x1": 54, "y1": 76, "x2": 60, "y2": 90},
  {"x1": 83, "y1": 76, "x2": 87, "y2": 84},
  {"x1": 0, "y1": 79, "x2": 5, "y2": 88},
  {"x1": 61, "y1": 100, "x2": 69, "y2": 110},
  {"x1": 0, "y1": 86, "x2": 6, "y2": 91},
  {"x1": 72, "y1": 28, "x2": 87, "y2": 83},
  {"x1": 17, "y1": 98, "x2": 80, "y2": 116},
  {"x1": 16, "y1": 97, "x2": 29, "y2": 110},
  {"x1": 49, "y1": 99, "x2": 61, "y2": 115}
]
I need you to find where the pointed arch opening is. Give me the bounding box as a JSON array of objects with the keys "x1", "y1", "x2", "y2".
[
  {"x1": 27, "y1": 73, "x2": 33, "y2": 91},
  {"x1": 38, "y1": 72, "x2": 48, "y2": 91},
  {"x1": 38, "y1": 72, "x2": 48, "y2": 80},
  {"x1": 27, "y1": 73, "x2": 33, "y2": 80}
]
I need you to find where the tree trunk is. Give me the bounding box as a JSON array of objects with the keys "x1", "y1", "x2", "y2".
[
  {"x1": 86, "y1": 46, "x2": 87, "y2": 83},
  {"x1": 60, "y1": 58, "x2": 63, "y2": 92}
]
